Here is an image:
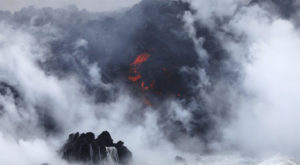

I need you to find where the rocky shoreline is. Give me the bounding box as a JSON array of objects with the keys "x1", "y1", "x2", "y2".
[{"x1": 61, "y1": 131, "x2": 132, "y2": 164}]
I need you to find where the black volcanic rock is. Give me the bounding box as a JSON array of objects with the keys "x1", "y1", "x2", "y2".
[
  {"x1": 97, "y1": 131, "x2": 114, "y2": 146},
  {"x1": 61, "y1": 131, "x2": 132, "y2": 164},
  {"x1": 115, "y1": 141, "x2": 132, "y2": 165}
]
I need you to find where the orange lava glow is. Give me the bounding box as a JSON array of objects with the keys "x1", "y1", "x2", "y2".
[
  {"x1": 128, "y1": 53, "x2": 182, "y2": 106},
  {"x1": 128, "y1": 75, "x2": 141, "y2": 82},
  {"x1": 141, "y1": 81, "x2": 149, "y2": 90},
  {"x1": 128, "y1": 53, "x2": 154, "y2": 106},
  {"x1": 128, "y1": 53, "x2": 151, "y2": 83},
  {"x1": 131, "y1": 53, "x2": 151, "y2": 66}
]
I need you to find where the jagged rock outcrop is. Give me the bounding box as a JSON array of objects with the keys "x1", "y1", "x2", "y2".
[{"x1": 61, "y1": 131, "x2": 132, "y2": 164}]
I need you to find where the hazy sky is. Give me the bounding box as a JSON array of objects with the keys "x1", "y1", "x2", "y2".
[{"x1": 0, "y1": 0, "x2": 141, "y2": 12}]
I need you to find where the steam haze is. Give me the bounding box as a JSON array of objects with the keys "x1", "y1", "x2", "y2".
[
  {"x1": 0, "y1": 0, "x2": 141, "y2": 12},
  {"x1": 0, "y1": 0, "x2": 299, "y2": 164}
]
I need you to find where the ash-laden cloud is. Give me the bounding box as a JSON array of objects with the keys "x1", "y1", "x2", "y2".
[
  {"x1": 0, "y1": 0, "x2": 233, "y2": 143},
  {"x1": 0, "y1": 0, "x2": 299, "y2": 164}
]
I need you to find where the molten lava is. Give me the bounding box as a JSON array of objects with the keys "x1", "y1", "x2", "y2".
[
  {"x1": 130, "y1": 53, "x2": 151, "y2": 66},
  {"x1": 141, "y1": 82, "x2": 149, "y2": 90},
  {"x1": 128, "y1": 53, "x2": 151, "y2": 83},
  {"x1": 128, "y1": 53, "x2": 154, "y2": 106},
  {"x1": 128, "y1": 53, "x2": 183, "y2": 106},
  {"x1": 128, "y1": 75, "x2": 141, "y2": 82}
]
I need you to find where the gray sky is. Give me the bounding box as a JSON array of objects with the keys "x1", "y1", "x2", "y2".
[{"x1": 0, "y1": 0, "x2": 141, "y2": 12}]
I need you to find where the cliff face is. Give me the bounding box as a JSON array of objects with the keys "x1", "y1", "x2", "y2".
[{"x1": 61, "y1": 131, "x2": 132, "y2": 164}]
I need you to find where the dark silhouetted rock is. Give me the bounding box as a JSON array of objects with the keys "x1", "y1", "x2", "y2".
[
  {"x1": 115, "y1": 141, "x2": 132, "y2": 164},
  {"x1": 97, "y1": 131, "x2": 114, "y2": 146},
  {"x1": 61, "y1": 131, "x2": 132, "y2": 164}
]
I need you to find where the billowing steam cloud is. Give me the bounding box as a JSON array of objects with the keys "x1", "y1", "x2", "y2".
[
  {"x1": 0, "y1": 0, "x2": 299, "y2": 164},
  {"x1": 187, "y1": 0, "x2": 300, "y2": 158}
]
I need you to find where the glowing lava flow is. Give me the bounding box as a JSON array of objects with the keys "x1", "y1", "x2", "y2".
[
  {"x1": 131, "y1": 53, "x2": 151, "y2": 66},
  {"x1": 128, "y1": 53, "x2": 182, "y2": 106},
  {"x1": 128, "y1": 53, "x2": 151, "y2": 83},
  {"x1": 128, "y1": 53, "x2": 155, "y2": 106}
]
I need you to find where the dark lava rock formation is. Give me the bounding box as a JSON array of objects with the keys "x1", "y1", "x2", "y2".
[{"x1": 61, "y1": 131, "x2": 132, "y2": 164}]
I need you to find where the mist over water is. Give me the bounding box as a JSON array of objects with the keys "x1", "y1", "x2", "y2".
[{"x1": 0, "y1": 0, "x2": 299, "y2": 164}]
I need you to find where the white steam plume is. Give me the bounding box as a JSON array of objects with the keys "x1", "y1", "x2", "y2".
[
  {"x1": 0, "y1": 22, "x2": 197, "y2": 165},
  {"x1": 187, "y1": 0, "x2": 300, "y2": 159},
  {"x1": 1, "y1": 0, "x2": 300, "y2": 164}
]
